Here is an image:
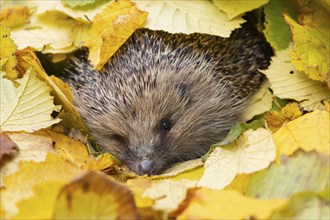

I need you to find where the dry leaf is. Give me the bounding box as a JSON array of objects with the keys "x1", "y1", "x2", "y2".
[
  {"x1": 0, "y1": 68, "x2": 61, "y2": 132},
  {"x1": 1, "y1": 153, "x2": 83, "y2": 219},
  {"x1": 136, "y1": 0, "x2": 244, "y2": 37},
  {"x1": 213, "y1": 0, "x2": 269, "y2": 20},
  {"x1": 16, "y1": 48, "x2": 87, "y2": 130},
  {"x1": 273, "y1": 110, "x2": 330, "y2": 161},
  {"x1": 85, "y1": 0, "x2": 148, "y2": 69},
  {"x1": 177, "y1": 189, "x2": 287, "y2": 219},
  {"x1": 0, "y1": 132, "x2": 55, "y2": 188},
  {"x1": 143, "y1": 179, "x2": 196, "y2": 212},
  {"x1": 0, "y1": 25, "x2": 18, "y2": 80},
  {"x1": 261, "y1": 48, "x2": 330, "y2": 110},
  {"x1": 243, "y1": 79, "x2": 273, "y2": 121},
  {"x1": 198, "y1": 128, "x2": 276, "y2": 190},
  {"x1": 0, "y1": 6, "x2": 33, "y2": 27},
  {"x1": 264, "y1": 102, "x2": 303, "y2": 132},
  {"x1": 0, "y1": 134, "x2": 19, "y2": 164},
  {"x1": 284, "y1": 11, "x2": 329, "y2": 83},
  {"x1": 53, "y1": 171, "x2": 139, "y2": 219}
]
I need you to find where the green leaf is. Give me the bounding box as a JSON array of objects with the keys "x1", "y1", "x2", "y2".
[
  {"x1": 271, "y1": 190, "x2": 330, "y2": 219},
  {"x1": 61, "y1": 0, "x2": 105, "y2": 9},
  {"x1": 0, "y1": 68, "x2": 61, "y2": 132},
  {"x1": 245, "y1": 151, "x2": 330, "y2": 198},
  {"x1": 263, "y1": 0, "x2": 297, "y2": 50},
  {"x1": 284, "y1": 9, "x2": 329, "y2": 83}
]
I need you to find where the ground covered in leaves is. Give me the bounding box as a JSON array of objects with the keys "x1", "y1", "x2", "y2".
[{"x1": 0, "y1": 0, "x2": 329, "y2": 219}]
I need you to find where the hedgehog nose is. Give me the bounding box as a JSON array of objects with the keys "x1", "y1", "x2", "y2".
[{"x1": 138, "y1": 159, "x2": 156, "y2": 175}]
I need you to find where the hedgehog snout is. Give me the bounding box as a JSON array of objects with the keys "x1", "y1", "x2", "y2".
[{"x1": 136, "y1": 159, "x2": 156, "y2": 175}]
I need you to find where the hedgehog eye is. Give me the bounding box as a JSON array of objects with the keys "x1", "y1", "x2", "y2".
[
  {"x1": 159, "y1": 118, "x2": 172, "y2": 132},
  {"x1": 112, "y1": 134, "x2": 128, "y2": 145}
]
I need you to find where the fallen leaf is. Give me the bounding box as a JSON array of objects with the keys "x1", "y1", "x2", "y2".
[
  {"x1": 13, "y1": 180, "x2": 68, "y2": 219},
  {"x1": 0, "y1": 68, "x2": 61, "y2": 132},
  {"x1": 264, "y1": 102, "x2": 303, "y2": 132},
  {"x1": 245, "y1": 151, "x2": 330, "y2": 198},
  {"x1": 10, "y1": 10, "x2": 90, "y2": 53},
  {"x1": 213, "y1": 0, "x2": 269, "y2": 20},
  {"x1": 243, "y1": 79, "x2": 273, "y2": 121},
  {"x1": 53, "y1": 171, "x2": 139, "y2": 219},
  {"x1": 177, "y1": 189, "x2": 287, "y2": 219},
  {"x1": 154, "y1": 158, "x2": 204, "y2": 179},
  {"x1": 284, "y1": 11, "x2": 329, "y2": 83},
  {"x1": 0, "y1": 5, "x2": 33, "y2": 27},
  {"x1": 61, "y1": 0, "x2": 100, "y2": 8},
  {"x1": 198, "y1": 128, "x2": 276, "y2": 190},
  {"x1": 46, "y1": 130, "x2": 89, "y2": 168},
  {"x1": 143, "y1": 179, "x2": 196, "y2": 212},
  {"x1": 30, "y1": 0, "x2": 108, "y2": 22},
  {"x1": 273, "y1": 110, "x2": 330, "y2": 161},
  {"x1": 126, "y1": 178, "x2": 154, "y2": 208},
  {"x1": 83, "y1": 153, "x2": 116, "y2": 171},
  {"x1": 261, "y1": 48, "x2": 330, "y2": 110},
  {"x1": 271, "y1": 190, "x2": 330, "y2": 219},
  {"x1": 85, "y1": 0, "x2": 148, "y2": 69},
  {"x1": 0, "y1": 132, "x2": 55, "y2": 187},
  {"x1": 0, "y1": 25, "x2": 18, "y2": 80},
  {"x1": 16, "y1": 48, "x2": 87, "y2": 130},
  {"x1": 224, "y1": 174, "x2": 252, "y2": 193},
  {"x1": 0, "y1": 153, "x2": 83, "y2": 219},
  {"x1": 136, "y1": 0, "x2": 244, "y2": 37},
  {"x1": 263, "y1": 0, "x2": 297, "y2": 50},
  {"x1": 0, "y1": 134, "x2": 19, "y2": 164}
]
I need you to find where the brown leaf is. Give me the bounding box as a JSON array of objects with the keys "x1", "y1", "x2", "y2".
[
  {"x1": 53, "y1": 171, "x2": 139, "y2": 219},
  {"x1": 0, "y1": 134, "x2": 19, "y2": 165}
]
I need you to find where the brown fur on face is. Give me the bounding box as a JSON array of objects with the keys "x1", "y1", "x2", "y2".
[{"x1": 64, "y1": 23, "x2": 273, "y2": 175}]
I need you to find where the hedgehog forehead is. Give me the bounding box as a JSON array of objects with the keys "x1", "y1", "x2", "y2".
[{"x1": 104, "y1": 72, "x2": 189, "y2": 126}]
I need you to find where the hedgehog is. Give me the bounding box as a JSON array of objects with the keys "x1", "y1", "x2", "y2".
[{"x1": 64, "y1": 22, "x2": 273, "y2": 175}]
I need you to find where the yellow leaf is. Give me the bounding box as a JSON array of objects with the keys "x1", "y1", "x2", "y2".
[
  {"x1": 0, "y1": 132, "x2": 54, "y2": 187},
  {"x1": 197, "y1": 128, "x2": 276, "y2": 190},
  {"x1": 16, "y1": 48, "x2": 87, "y2": 130},
  {"x1": 0, "y1": 68, "x2": 61, "y2": 132},
  {"x1": 13, "y1": 180, "x2": 67, "y2": 219},
  {"x1": 177, "y1": 189, "x2": 287, "y2": 219},
  {"x1": 273, "y1": 110, "x2": 330, "y2": 162},
  {"x1": 243, "y1": 79, "x2": 273, "y2": 121},
  {"x1": 213, "y1": 0, "x2": 269, "y2": 20},
  {"x1": 0, "y1": 25, "x2": 18, "y2": 80},
  {"x1": 261, "y1": 48, "x2": 330, "y2": 110},
  {"x1": 10, "y1": 10, "x2": 90, "y2": 53},
  {"x1": 126, "y1": 178, "x2": 154, "y2": 208},
  {"x1": 136, "y1": 0, "x2": 244, "y2": 37},
  {"x1": 143, "y1": 179, "x2": 196, "y2": 212},
  {"x1": 0, "y1": 6, "x2": 33, "y2": 27},
  {"x1": 284, "y1": 12, "x2": 329, "y2": 83},
  {"x1": 224, "y1": 174, "x2": 251, "y2": 193},
  {"x1": 85, "y1": 0, "x2": 148, "y2": 70},
  {"x1": 53, "y1": 171, "x2": 139, "y2": 219},
  {"x1": 0, "y1": 153, "x2": 83, "y2": 219},
  {"x1": 153, "y1": 158, "x2": 204, "y2": 180},
  {"x1": 84, "y1": 153, "x2": 116, "y2": 171},
  {"x1": 264, "y1": 102, "x2": 303, "y2": 132},
  {"x1": 46, "y1": 130, "x2": 89, "y2": 168}
]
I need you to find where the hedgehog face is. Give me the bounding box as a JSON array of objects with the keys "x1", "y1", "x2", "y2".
[{"x1": 82, "y1": 70, "x2": 244, "y2": 175}]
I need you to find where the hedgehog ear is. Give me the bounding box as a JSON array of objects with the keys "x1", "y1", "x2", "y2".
[{"x1": 175, "y1": 82, "x2": 189, "y2": 101}]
